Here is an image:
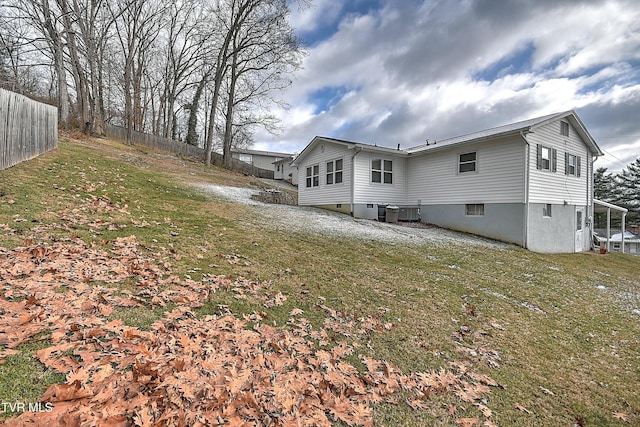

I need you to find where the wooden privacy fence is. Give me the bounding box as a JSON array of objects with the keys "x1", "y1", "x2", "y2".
[
  {"x1": 105, "y1": 124, "x2": 274, "y2": 179},
  {"x1": 0, "y1": 88, "x2": 58, "y2": 170}
]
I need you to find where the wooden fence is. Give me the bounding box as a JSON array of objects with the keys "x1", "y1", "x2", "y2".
[
  {"x1": 0, "y1": 88, "x2": 58, "y2": 170},
  {"x1": 105, "y1": 124, "x2": 274, "y2": 179}
]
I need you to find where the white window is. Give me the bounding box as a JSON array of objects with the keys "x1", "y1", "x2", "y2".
[
  {"x1": 372, "y1": 159, "x2": 393, "y2": 184},
  {"x1": 541, "y1": 147, "x2": 551, "y2": 170},
  {"x1": 326, "y1": 159, "x2": 343, "y2": 185},
  {"x1": 576, "y1": 210, "x2": 583, "y2": 231},
  {"x1": 465, "y1": 204, "x2": 484, "y2": 216},
  {"x1": 561, "y1": 121, "x2": 569, "y2": 137},
  {"x1": 537, "y1": 145, "x2": 557, "y2": 172},
  {"x1": 543, "y1": 204, "x2": 552, "y2": 217},
  {"x1": 458, "y1": 152, "x2": 477, "y2": 173},
  {"x1": 239, "y1": 154, "x2": 252, "y2": 163},
  {"x1": 306, "y1": 165, "x2": 319, "y2": 188},
  {"x1": 565, "y1": 153, "x2": 581, "y2": 177}
]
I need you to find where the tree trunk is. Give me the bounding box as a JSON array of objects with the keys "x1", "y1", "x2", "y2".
[
  {"x1": 223, "y1": 49, "x2": 238, "y2": 169},
  {"x1": 41, "y1": 0, "x2": 70, "y2": 129},
  {"x1": 57, "y1": 0, "x2": 91, "y2": 133},
  {"x1": 185, "y1": 70, "x2": 211, "y2": 146}
]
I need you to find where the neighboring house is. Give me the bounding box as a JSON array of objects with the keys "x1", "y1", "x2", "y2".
[
  {"x1": 292, "y1": 110, "x2": 604, "y2": 253},
  {"x1": 274, "y1": 156, "x2": 298, "y2": 185},
  {"x1": 594, "y1": 231, "x2": 640, "y2": 254},
  {"x1": 232, "y1": 148, "x2": 293, "y2": 171}
]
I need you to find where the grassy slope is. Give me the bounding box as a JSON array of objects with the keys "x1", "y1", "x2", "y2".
[{"x1": 0, "y1": 135, "x2": 638, "y2": 426}]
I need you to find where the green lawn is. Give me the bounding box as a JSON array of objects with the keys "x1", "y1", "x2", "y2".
[{"x1": 0, "y1": 135, "x2": 638, "y2": 426}]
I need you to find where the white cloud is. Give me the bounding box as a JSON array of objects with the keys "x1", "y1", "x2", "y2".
[{"x1": 255, "y1": 0, "x2": 640, "y2": 171}]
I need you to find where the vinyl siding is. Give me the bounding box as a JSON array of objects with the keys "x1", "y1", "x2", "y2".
[
  {"x1": 528, "y1": 120, "x2": 589, "y2": 205},
  {"x1": 407, "y1": 136, "x2": 525, "y2": 205},
  {"x1": 297, "y1": 142, "x2": 351, "y2": 206},
  {"x1": 353, "y1": 152, "x2": 408, "y2": 205}
]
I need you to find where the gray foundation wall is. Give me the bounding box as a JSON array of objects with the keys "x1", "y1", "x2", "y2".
[
  {"x1": 352, "y1": 204, "x2": 380, "y2": 220},
  {"x1": 351, "y1": 202, "x2": 584, "y2": 253},
  {"x1": 420, "y1": 203, "x2": 525, "y2": 246},
  {"x1": 526, "y1": 203, "x2": 578, "y2": 253}
]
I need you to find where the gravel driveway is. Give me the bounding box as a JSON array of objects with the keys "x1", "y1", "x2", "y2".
[{"x1": 197, "y1": 183, "x2": 510, "y2": 250}]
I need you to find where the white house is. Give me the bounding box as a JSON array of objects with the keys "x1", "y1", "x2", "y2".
[
  {"x1": 292, "y1": 111, "x2": 604, "y2": 253},
  {"x1": 273, "y1": 156, "x2": 298, "y2": 185},
  {"x1": 232, "y1": 148, "x2": 293, "y2": 171}
]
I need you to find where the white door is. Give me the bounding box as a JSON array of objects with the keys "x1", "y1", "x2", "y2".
[{"x1": 575, "y1": 208, "x2": 584, "y2": 252}]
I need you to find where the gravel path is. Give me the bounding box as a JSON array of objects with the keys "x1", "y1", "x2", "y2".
[{"x1": 197, "y1": 183, "x2": 510, "y2": 250}]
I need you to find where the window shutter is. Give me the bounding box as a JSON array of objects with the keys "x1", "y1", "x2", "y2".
[
  {"x1": 536, "y1": 144, "x2": 542, "y2": 170},
  {"x1": 564, "y1": 152, "x2": 569, "y2": 175},
  {"x1": 551, "y1": 149, "x2": 557, "y2": 172},
  {"x1": 577, "y1": 156, "x2": 581, "y2": 177}
]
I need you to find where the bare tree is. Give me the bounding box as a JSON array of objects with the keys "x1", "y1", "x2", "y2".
[
  {"x1": 7, "y1": 0, "x2": 71, "y2": 126},
  {"x1": 108, "y1": 0, "x2": 166, "y2": 144},
  {"x1": 204, "y1": 0, "x2": 304, "y2": 167}
]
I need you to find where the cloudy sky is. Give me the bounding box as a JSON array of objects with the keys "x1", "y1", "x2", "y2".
[{"x1": 253, "y1": 0, "x2": 640, "y2": 173}]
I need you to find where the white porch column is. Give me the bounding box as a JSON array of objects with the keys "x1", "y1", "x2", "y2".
[{"x1": 606, "y1": 207, "x2": 611, "y2": 252}]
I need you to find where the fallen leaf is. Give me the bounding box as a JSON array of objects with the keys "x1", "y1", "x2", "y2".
[
  {"x1": 539, "y1": 386, "x2": 555, "y2": 396},
  {"x1": 457, "y1": 418, "x2": 479, "y2": 427},
  {"x1": 513, "y1": 403, "x2": 532, "y2": 414},
  {"x1": 613, "y1": 412, "x2": 630, "y2": 422}
]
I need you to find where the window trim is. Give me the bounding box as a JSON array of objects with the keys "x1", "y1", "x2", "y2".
[
  {"x1": 238, "y1": 154, "x2": 253, "y2": 163},
  {"x1": 305, "y1": 164, "x2": 319, "y2": 188},
  {"x1": 371, "y1": 158, "x2": 393, "y2": 184},
  {"x1": 465, "y1": 203, "x2": 485, "y2": 216},
  {"x1": 565, "y1": 153, "x2": 581, "y2": 177},
  {"x1": 458, "y1": 151, "x2": 477, "y2": 174},
  {"x1": 326, "y1": 158, "x2": 344, "y2": 185},
  {"x1": 536, "y1": 144, "x2": 557, "y2": 172}
]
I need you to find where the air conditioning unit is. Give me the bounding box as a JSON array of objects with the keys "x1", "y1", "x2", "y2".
[{"x1": 398, "y1": 207, "x2": 420, "y2": 222}]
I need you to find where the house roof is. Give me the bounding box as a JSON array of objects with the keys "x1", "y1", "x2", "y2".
[
  {"x1": 610, "y1": 231, "x2": 638, "y2": 241},
  {"x1": 232, "y1": 148, "x2": 293, "y2": 158},
  {"x1": 272, "y1": 156, "x2": 294, "y2": 165},
  {"x1": 406, "y1": 110, "x2": 604, "y2": 156},
  {"x1": 594, "y1": 199, "x2": 629, "y2": 213},
  {"x1": 292, "y1": 136, "x2": 407, "y2": 166},
  {"x1": 293, "y1": 111, "x2": 603, "y2": 166}
]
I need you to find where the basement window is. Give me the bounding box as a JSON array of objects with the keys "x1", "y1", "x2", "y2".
[
  {"x1": 543, "y1": 204, "x2": 552, "y2": 217},
  {"x1": 465, "y1": 204, "x2": 484, "y2": 216}
]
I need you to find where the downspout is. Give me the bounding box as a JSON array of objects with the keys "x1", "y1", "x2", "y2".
[
  {"x1": 520, "y1": 130, "x2": 530, "y2": 249},
  {"x1": 350, "y1": 147, "x2": 362, "y2": 216}
]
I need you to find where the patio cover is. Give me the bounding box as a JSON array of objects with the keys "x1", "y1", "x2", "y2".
[{"x1": 594, "y1": 199, "x2": 628, "y2": 253}]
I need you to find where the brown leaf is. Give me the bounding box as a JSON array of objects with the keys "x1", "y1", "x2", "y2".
[
  {"x1": 513, "y1": 403, "x2": 532, "y2": 414},
  {"x1": 41, "y1": 380, "x2": 92, "y2": 402},
  {"x1": 456, "y1": 418, "x2": 479, "y2": 427},
  {"x1": 613, "y1": 412, "x2": 630, "y2": 422},
  {"x1": 133, "y1": 406, "x2": 155, "y2": 426}
]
